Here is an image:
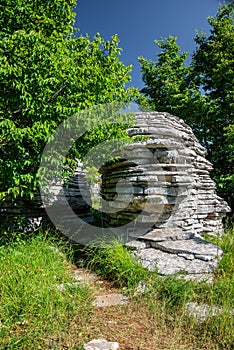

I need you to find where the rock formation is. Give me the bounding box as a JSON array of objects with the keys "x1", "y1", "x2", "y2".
[
  {"x1": 100, "y1": 112, "x2": 230, "y2": 281},
  {"x1": 1, "y1": 111, "x2": 230, "y2": 281},
  {"x1": 0, "y1": 164, "x2": 94, "y2": 232}
]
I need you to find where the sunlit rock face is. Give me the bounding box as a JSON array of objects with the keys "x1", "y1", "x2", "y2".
[
  {"x1": 101, "y1": 112, "x2": 229, "y2": 237},
  {"x1": 100, "y1": 112, "x2": 230, "y2": 281}
]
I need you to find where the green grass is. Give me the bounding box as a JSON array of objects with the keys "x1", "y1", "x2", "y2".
[
  {"x1": 84, "y1": 225, "x2": 234, "y2": 349},
  {"x1": 0, "y1": 234, "x2": 93, "y2": 349},
  {"x1": 85, "y1": 239, "x2": 157, "y2": 290},
  {"x1": 84, "y1": 238, "x2": 197, "y2": 304},
  {"x1": 0, "y1": 224, "x2": 233, "y2": 349}
]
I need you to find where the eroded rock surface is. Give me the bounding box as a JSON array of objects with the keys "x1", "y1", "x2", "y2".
[
  {"x1": 1, "y1": 163, "x2": 94, "y2": 232},
  {"x1": 101, "y1": 112, "x2": 229, "y2": 235},
  {"x1": 185, "y1": 302, "x2": 234, "y2": 323},
  {"x1": 100, "y1": 112, "x2": 230, "y2": 280}
]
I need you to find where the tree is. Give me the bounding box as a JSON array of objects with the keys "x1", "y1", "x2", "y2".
[
  {"x1": 0, "y1": 0, "x2": 77, "y2": 36},
  {"x1": 139, "y1": 2, "x2": 234, "y2": 211},
  {"x1": 191, "y1": 1, "x2": 234, "y2": 209},
  {"x1": 139, "y1": 36, "x2": 191, "y2": 116},
  {"x1": 0, "y1": 0, "x2": 137, "y2": 201}
]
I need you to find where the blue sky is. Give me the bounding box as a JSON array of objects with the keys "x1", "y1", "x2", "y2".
[{"x1": 75, "y1": 0, "x2": 227, "y2": 89}]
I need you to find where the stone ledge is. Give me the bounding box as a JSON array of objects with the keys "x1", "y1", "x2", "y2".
[
  {"x1": 150, "y1": 237, "x2": 222, "y2": 257},
  {"x1": 139, "y1": 228, "x2": 195, "y2": 242}
]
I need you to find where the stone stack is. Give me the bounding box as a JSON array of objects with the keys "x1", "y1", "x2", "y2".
[
  {"x1": 0, "y1": 164, "x2": 94, "y2": 232},
  {"x1": 101, "y1": 112, "x2": 229, "y2": 236},
  {"x1": 100, "y1": 112, "x2": 230, "y2": 281}
]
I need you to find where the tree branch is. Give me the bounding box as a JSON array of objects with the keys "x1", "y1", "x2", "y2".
[
  {"x1": 47, "y1": 82, "x2": 67, "y2": 103},
  {"x1": 11, "y1": 82, "x2": 67, "y2": 115}
]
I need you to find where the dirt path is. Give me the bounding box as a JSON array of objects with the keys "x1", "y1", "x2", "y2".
[{"x1": 69, "y1": 266, "x2": 210, "y2": 350}]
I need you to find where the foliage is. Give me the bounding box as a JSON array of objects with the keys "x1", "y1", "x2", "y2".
[
  {"x1": 0, "y1": 234, "x2": 93, "y2": 348},
  {"x1": 139, "y1": 2, "x2": 234, "y2": 211},
  {"x1": 139, "y1": 36, "x2": 192, "y2": 117},
  {"x1": 0, "y1": 0, "x2": 77, "y2": 36},
  {"x1": 85, "y1": 239, "x2": 155, "y2": 291},
  {"x1": 0, "y1": 0, "x2": 138, "y2": 202},
  {"x1": 224, "y1": 124, "x2": 234, "y2": 194},
  {"x1": 85, "y1": 225, "x2": 234, "y2": 348}
]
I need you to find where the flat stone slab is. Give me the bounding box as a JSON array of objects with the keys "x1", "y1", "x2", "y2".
[
  {"x1": 150, "y1": 237, "x2": 222, "y2": 257},
  {"x1": 125, "y1": 240, "x2": 150, "y2": 250},
  {"x1": 140, "y1": 228, "x2": 195, "y2": 242},
  {"x1": 92, "y1": 293, "x2": 129, "y2": 307},
  {"x1": 83, "y1": 338, "x2": 119, "y2": 350},
  {"x1": 134, "y1": 248, "x2": 218, "y2": 276},
  {"x1": 73, "y1": 268, "x2": 99, "y2": 283},
  {"x1": 181, "y1": 273, "x2": 213, "y2": 283},
  {"x1": 185, "y1": 302, "x2": 234, "y2": 323}
]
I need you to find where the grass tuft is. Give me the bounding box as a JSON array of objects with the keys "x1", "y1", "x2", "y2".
[
  {"x1": 0, "y1": 234, "x2": 93, "y2": 349},
  {"x1": 85, "y1": 239, "x2": 156, "y2": 291}
]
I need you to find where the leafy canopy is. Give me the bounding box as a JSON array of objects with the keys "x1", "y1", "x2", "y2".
[
  {"x1": 0, "y1": 0, "x2": 138, "y2": 200},
  {"x1": 139, "y1": 1, "x2": 234, "y2": 211},
  {"x1": 0, "y1": 0, "x2": 76, "y2": 36}
]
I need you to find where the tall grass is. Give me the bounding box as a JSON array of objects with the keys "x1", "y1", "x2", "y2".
[
  {"x1": 85, "y1": 239, "x2": 157, "y2": 290},
  {"x1": 85, "y1": 225, "x2": 234, "y2": 349},
  {"x1": 0, "y1": 234, "x2": 93, "y2": 349},
  {"x1": 0, "y1": 224, "x2": 233, "y2": 348}
]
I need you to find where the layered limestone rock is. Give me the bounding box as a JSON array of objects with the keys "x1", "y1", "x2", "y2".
[
  {"x1": 101, "y1": 112, "x2": 229, "y2": 235},
  {"x1": 100, "y1": 112, "x2": 230, "y2": 281},
  {"x1": 0, "y1": 164, "x2": 94, "y2": 232},
  {"x1": 129, "y1": 231, "x2": 223, "y2": 282}
]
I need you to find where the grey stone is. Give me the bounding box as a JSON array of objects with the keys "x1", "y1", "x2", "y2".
[
  {"x1": 101, "y1": 112, "x2": 230, "y2": 236},
  {"x1": 73, "y1": 269, "x2": 99, "y2": 283},
  {"x1": 140, "y1": 228, "x2": 195, "y2": 242},
  {"x1": 150, "y1": 237, "x2": 222, "y2": 257},
  {"x1": 56, "y1": 282, "x2": 83, "y2": 291},
  {"x1": 92, "y1": 293, "x2": 129, "y2": 307},
  {"x1": 100, "y1": 112, "x2": 230, "y2": 281},
  {"x1": 184, "y1": 302, "x2": 234, "y2": 323},
  {"x1": 134, "y1": 281, "x2": 152, "y2": 295},
  {"x1": 1, "y1": 162, "x2": 95, "y2": 231},
  {"x1": 83, "y1": 338, "x2": 119, "y2": 350},
  {"x1": 178, "y1": 253, "x2": 195, "y2": 260},
  {"x1": 134, "y1": 247, "x2": 218, "y2": 277},
  {"x1": 125, "y1": 240, "x2": 150, "y2": 249}
]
